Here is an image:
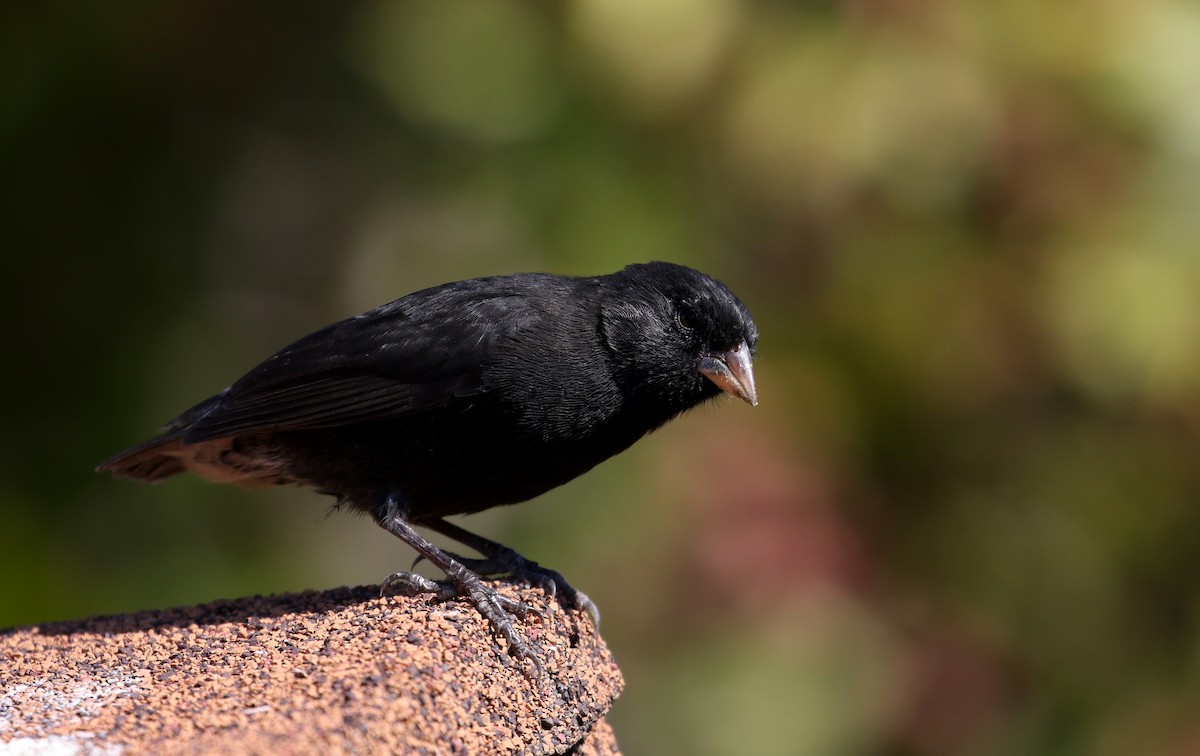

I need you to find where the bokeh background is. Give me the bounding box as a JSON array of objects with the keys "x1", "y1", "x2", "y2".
[{"x1": 5, "y1": 1, "x2": 1200, "y2": 753}]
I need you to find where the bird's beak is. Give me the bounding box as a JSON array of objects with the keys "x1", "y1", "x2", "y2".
[{"x1": 698, "y1": 340, "x2": 757, "y2": 406}]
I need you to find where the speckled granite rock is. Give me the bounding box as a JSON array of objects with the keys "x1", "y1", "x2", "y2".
[{"x1": 0, "y1": 584, "x2": 623, "y2": 754}]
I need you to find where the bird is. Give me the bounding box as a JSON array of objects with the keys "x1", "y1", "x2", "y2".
[{"x1": 98, "y1": 261, "x2": 758, "y2": 670}]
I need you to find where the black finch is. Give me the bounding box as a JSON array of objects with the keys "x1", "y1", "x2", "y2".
[{"x1": 100, "y1": 261, "x2": 758, "y2": 670}]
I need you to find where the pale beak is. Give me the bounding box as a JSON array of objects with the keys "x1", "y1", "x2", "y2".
[{"x1": 697, "y1": 340, "x2": 757, "y2": 406}]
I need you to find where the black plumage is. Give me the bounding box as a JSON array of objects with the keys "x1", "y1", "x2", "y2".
[{"x1": 99, "y1": 261, "x2": 758, "y2": 668}]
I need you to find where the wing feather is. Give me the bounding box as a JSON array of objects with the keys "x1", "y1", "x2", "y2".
[
  {"x1": 182, "y1": 372, "x2": 424, "y2": 441},
  {"x1": 176, "y1": 285, "x2": 534, "y2": 442}
]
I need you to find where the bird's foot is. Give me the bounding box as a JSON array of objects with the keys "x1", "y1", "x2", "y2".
[
  {"x1": 374, "y1": 495, "x2": 545, "y2": 677},
  {"x1": 380, "y1": 570, "x2": 534, "y2": 616},
  {"x1": 449, "y1": 547, "x2": 600, "y2": 628},
  {"x1": 379, "y1": 568, "x2": 544, "y2": 677}
]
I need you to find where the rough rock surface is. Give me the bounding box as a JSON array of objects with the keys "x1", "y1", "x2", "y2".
[{"x1": 0, "y1": 584, "x2": 623, "y2": 754}]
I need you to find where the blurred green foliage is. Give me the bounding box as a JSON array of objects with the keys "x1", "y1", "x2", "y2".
[{"x1": 4, "y1": 1, "x2": 1200, "y2": 753}]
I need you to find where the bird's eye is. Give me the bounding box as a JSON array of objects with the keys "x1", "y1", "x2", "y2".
[{"x1": 677, "y1": 303, "x2": 699, "y2": 331}]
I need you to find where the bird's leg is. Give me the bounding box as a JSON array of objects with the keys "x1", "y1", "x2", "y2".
[
  {"x1": 428, "y1": 518, "x2": 600, "y2": 628},
  {"x1": 373, "y1": 493, "x2": 542, "y2": 674}
]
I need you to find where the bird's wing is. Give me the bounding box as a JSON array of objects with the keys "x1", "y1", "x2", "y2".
[
  {"x1": 179, "y1": 370, "x2": 477, "y2": 442},
  {"x1": 179, "y1": 287, "x2": 533, "y2": 443}
]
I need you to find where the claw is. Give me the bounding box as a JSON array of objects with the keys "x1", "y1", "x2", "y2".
[
  {"x1": 380, "y1": 570, "x2": 456, "y2": 600},
  {"x1": 572, "y1": 590, "x2": 601, "y2": 628},
  {"x1": 493, "y1": 592, "x2": 540, "y2": 619},
  {"x1": 509, "y1": 640, "x2": 544, "y2": 679}
]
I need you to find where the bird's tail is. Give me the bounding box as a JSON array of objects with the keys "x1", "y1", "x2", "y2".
[
  {"x1": 96, "y1": 436, "x2": 190, "y2": 482},
  {"x1": 98, "y1": 394, "x2": 225, "y2": 482}
]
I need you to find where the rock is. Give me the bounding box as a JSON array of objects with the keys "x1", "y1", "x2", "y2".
[{"x1": 0, "y1": 584, "x2": 623, "y2": 754}]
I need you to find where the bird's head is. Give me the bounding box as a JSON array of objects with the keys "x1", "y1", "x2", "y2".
[{"x1": 600, "y1": 262, "x2": 758, "y2": 411}]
